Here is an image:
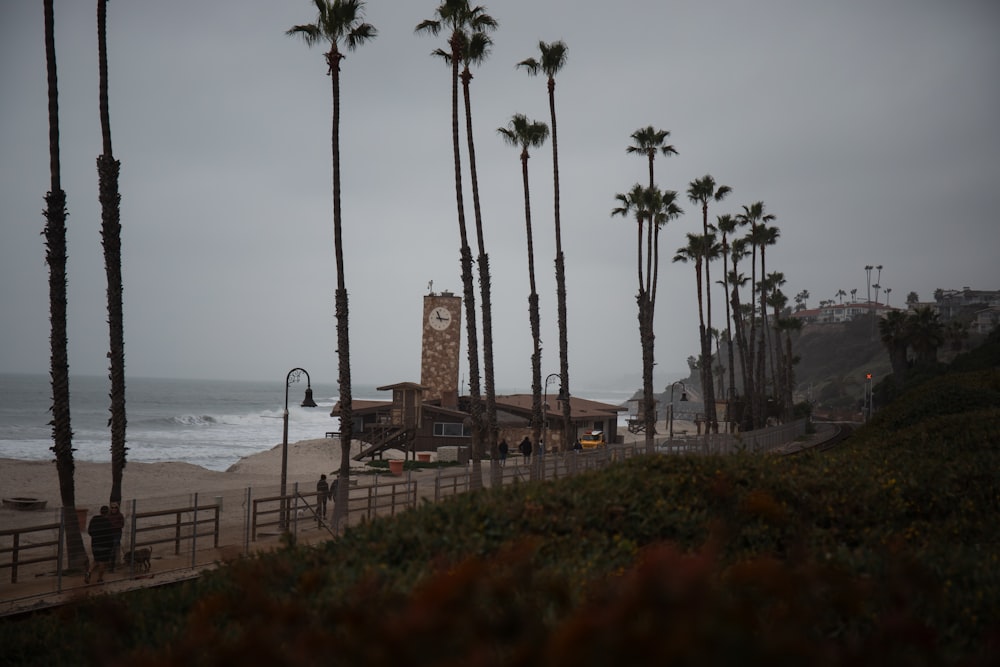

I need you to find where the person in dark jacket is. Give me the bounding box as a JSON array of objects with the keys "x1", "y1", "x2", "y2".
[
  {"x1": 498, "y1": 439, "x2": 509, "y2": 467},
  {"x1": 85, "y1": 505, "x2": 114, "y2": 584},
  {"x1": 107, "y1": 502, "x2": 125, "y2": 571},
  {"x1": 518, "y1": 436, "x2": 532, "y2": 463}
]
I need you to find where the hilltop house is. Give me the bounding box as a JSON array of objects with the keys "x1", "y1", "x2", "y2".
[{"x1": 792, "y1": 300, "x2": 896, "y2": 325}]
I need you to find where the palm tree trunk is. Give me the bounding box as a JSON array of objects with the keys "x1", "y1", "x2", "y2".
[
  {"x1": 328, "y1": 49, "x2": 355, "y2": 528},
  {"x1": 98, "y1": 0, "x2": 127, "y2": 504},
  {"x1": 520, "y1": 151, "x2": 544, "y2": 478},
  {"x1": 44, "y1": 0, "x2": 87, "y2": 570},
  {"x1": 722, "y1": 245, "x2": 735, "y2": 432},
  {"x1": 449, "y1": 37, "x2": 483, "y2": 488},
  {"x1": 461, "y1": 67, "x2": 497, "y2": 486},
  {"x1": 701, "y1": 205, "x2": 717, "y2": 433},
  {"x1": 640, "y1": 295, "x2": 656, "y2": 454},
  {"x1": 548, "y1": 78, "x2": 572, "y2": 453}
]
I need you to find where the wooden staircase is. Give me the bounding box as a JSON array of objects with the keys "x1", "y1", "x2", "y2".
[{"x1": 353, "y1": 425, "x2": 412, "y2": 461}]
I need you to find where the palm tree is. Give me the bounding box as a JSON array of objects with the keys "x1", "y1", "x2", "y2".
[
  {"x1": 497, "y1": 113, "x2": 548, "y2": 473},
  {"x1": 674, "y1": 231, "x2": 720, "y2": 435},
  {"x1": 627, "y1": 125, "x2": 678, "y2": 340},
  {"x1": 288, "y1": 0, "x2": 376, "y2": 526},
  {"x1": 884, "y1": 287, "x2": 892, "y2": 307},
  {"x1": 518, "y1": 40, "x2": 572, "y2": 452},
  {"x1": 836, "y1": 289, "x2": 846, "y2": 304},
  {"x1": 908, "y1": 306, "x2": 944, "y2": 367},
  {"x1": 43, "y1": 0, "x2": 87, "y2": 570},
  {"x1": 736, "y1": 202, "x2": 775, "y2": 429},
  {"x1": 775, "y1": 315, "x2": 802, "y2": 418},
  {"x1": 687, "y1": 175, "x2": 731, "y2": 432},
  {"x1": 727, "y1": 238, "x2": 752, "y2": 422},
  {"x1": 716, "y1": 214, "x2": 739, "y2": 429},
  {"x1": 457, "y1": 27, "x2": 500, "y2": 480},
  {"x1": 417, "y1": 1, "x2": 495, "y2": 485},
  {"x1": 752, "y1": 222, "x2": 780, "y2": 425},
  {"x1": 626, "y1": 126, "x2": 677, "y2": 189},
  {"x1": 613, "y1": 185, "x2": 682, "y2": 453},
  {"x1": 96, "y1": 0, "x2": 127, "y2": 506},
  {"x1": 763, "y1": 272, "x2": 787, "y2": 414},
  {"x1": 878, "y1": 310, "x2": 910, "y2": 388}
]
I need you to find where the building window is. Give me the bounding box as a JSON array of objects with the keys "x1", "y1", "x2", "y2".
[{"x1": 433, "y1": 422, "x2": 470, "y2": 437}]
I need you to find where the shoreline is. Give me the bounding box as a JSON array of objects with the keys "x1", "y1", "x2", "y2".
[{"x1": 0, "y1": 437, "x2": 376, "y2": 521}]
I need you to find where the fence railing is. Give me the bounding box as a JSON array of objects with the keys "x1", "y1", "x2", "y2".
[{"x1": 1, "y1": 420, "x2": 808, "y2": 610}]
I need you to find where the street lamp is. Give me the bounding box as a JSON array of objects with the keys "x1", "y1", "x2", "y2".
[
  {"x1": 668, "y1": 381, "x2": 689, "y2": 443},
  {"x1": 542, "y1": 373, "x2": 569, "y2": 455},
  {"x1": 281, "y1": 367, "x2": 318, "y2": 529}
]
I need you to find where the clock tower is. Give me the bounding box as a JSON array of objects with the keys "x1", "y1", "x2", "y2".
[{"x1": 420, "y1": 291, "x2": 462, "y2": 406}]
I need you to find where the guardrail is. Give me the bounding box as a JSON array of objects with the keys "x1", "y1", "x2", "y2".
[{"x1": 0, "y1": 522, "x2": 60, "y2": 584}]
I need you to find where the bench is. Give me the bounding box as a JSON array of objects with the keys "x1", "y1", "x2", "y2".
[{"x1": 325, "y1": 431, "x2": 339, "y2": 438}]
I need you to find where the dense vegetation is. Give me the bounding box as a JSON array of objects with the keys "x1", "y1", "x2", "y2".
[{"x1": 2, "y1": 358, "x2": 998, "y2": 665}]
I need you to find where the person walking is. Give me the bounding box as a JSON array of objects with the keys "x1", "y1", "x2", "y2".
[
  {"x1": 84, "y1": 505, "x2": 114, "y2": 584},
  {"x1": 316, "y1": 474, "x2": 330, "y2": 525},
  {"x1": 107, "y1": 502, "x2": 125, "y2": 571},
  {"x1": 498, "y1": 439, "x2": 509, "y2": 467},
  {"x1": 518, "y1": 436, "x2": 532, "y2": 464}
]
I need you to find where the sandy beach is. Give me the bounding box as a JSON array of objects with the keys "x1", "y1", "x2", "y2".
[{"x1": 0, "y1": 437, "x2": 386, "y2": 527}]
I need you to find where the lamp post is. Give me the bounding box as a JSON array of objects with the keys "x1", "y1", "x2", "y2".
[
  {"x1": 281, "y1": 367, "x2": 318, "y2": 529},
  {"x1": 542, "y1": 372, "x2": 569, "y2": 455},
  {"x1": 668, "y1": 381, "x2": 689, "y2": 443}
]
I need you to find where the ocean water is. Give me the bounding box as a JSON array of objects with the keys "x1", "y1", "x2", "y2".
[
  {"x1": 0, "y1": 374, "x2": 637, "y2": 472},
  {"x1": 0, "y1": 374, "x2": 368, "y2": 472}
]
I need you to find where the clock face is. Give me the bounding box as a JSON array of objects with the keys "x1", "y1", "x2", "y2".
[{"x1": 428, "y1": 306, "x2": 452, "y2": 331}]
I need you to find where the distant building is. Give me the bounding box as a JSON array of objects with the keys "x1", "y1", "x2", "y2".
[
  {"x1": 792, "y1": 301, "x2": 896, "y2": 325},
  {"x1": 970, "y1": 306, "x2": 1000, "y2": 335},
  {"x1": 933, "y1": 287, "x2": 1000, "y2": 320}
]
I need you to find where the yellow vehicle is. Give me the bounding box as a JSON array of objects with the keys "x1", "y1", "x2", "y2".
[{"x1": 579, "y1": 430, "x2": 606, "y2": 449}]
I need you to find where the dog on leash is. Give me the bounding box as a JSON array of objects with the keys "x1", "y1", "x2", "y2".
[{"x1": 123, "y1": 546, "x2": 152, "y2": 572}]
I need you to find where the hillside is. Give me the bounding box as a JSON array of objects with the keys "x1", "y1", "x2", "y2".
[{"x1": 656, "y1": 313, "x2": 988, "y2": 417}]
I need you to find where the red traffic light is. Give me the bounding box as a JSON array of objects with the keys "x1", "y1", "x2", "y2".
[{"x1": 865, "y1": 373, "x2": 872, "y2": 380}]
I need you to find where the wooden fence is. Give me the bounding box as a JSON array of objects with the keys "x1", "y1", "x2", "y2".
[{"x1": 1, "y1": 421, "x2": 808, "y2": 609}]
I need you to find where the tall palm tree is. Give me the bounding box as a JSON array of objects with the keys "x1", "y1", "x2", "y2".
[
  {"x1": 417, "y1": 1, "x2": 495, "y2": 485},
  {"x1": 763, "y1": 272, "x2": 787, "y2": 415},
  {"x1": 288, "y1": 0, "x2": 376, "y2": 527},
  {"x1": 727, "y1": 238, "x2": 752, "y2": 421},
  {"x1": 850, "y1": 288, "x2": 858, "y2": 303},
  {"x1": 627, "y1": 126, "x2": 677, "y2": 189},
  {"x1": 735, "y1": 202, "x2": 774, "y2": 429},
  {"x1": 613, "y1": 185, "x2": 682, "y2": 453},
  {"x1": 750, "y1": 221, "x2": 779, "y2": 426},
  {"x1": 43, "y1": 0, "x2": 87, "y2": 570},
  {"x1": 836, "y1": 289, "x2": 846, "y2": 304},
  {"x1": 775, "y1": 315, "x2": 802, "y2": 417},
  {"x1": 518, "y1": 40, "x2": 572, "y2": 452},
  {"x1": 498, "y1": 114, "x2": 548, "y2": 470},
  {"x1": 674, "y1": 231, "x2": 719, "y2": 437},
  {"x1": 457, "y1": 27, "x2": 500, "y2": 480},
  {"x1": 687, "y1": 175, "x2": 731, "y2": 432},
  {"x1": 97, "y1": 0, "x2": 127, "y2": 505},
  {"x1": 715, "y1": 214, "x2": 739, "y2": 430}
]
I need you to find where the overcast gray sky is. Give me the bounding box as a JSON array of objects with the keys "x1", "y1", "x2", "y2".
[{"x1": 2, "y1": 0, "x2": 998, "y2": 394}]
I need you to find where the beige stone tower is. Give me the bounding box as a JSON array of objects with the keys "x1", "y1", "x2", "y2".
[{"x1": 420, "y1": 291, "x2": 462, "y2": 407}]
